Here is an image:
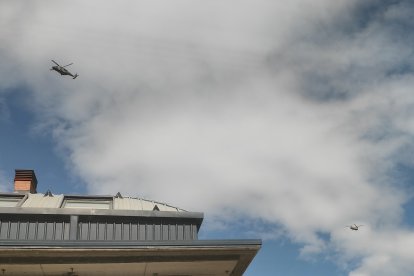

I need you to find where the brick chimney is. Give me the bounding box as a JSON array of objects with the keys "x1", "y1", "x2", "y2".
[{"x1": 14, "y1": 169, "x2": 37, "y2": 193}]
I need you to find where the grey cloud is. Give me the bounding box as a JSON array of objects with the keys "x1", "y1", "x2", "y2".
[{"x1": 268, "y1": 0, "x2": 414, "y2": 103}]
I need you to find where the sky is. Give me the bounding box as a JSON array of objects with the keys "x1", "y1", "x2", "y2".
[{"x1": 1, "y1": 0, "x2": 414, "y2": 275}]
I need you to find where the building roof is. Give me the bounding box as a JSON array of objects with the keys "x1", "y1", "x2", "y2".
[
  {"x1": 0, "y1": 169, "x2": 261, "y2": 275},
  {"x1": 0, "y1": 192, "x2": 186, "y2": 212}
]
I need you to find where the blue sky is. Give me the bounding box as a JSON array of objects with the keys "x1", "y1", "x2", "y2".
[
  {"x1": 0, "y1": 89, "x2": 81, "y2": 194},
  {"x1": 2, "y1": 1, "x2": 414, "y2": 275}
]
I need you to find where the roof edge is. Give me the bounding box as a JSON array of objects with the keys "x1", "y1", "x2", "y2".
[
  {"x1": 0, "y1": 206, "x2": 204, "y2": 220},
  {"x1": 0, "y1": 192, "x2": 189, "y2": 212},
  {"x1": 0, "y1": 239, "x2": 262, "y2": 248}
]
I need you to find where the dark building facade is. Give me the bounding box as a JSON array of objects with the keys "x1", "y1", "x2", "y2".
[{"x1": 0, "y1": 170, "x2": 261, "y2": 275}]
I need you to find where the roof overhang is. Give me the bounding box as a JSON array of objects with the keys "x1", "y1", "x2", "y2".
[{"x1": 0, "y1": 240, "x2": 261, "y2": 276}]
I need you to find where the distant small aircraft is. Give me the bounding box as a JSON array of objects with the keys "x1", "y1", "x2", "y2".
[
  {"x1": 346, "y1": 224, "x2": 363, "y2": 231},
  {"x1": 50, "y1": 60, "x2": 78, "y2": 79}
]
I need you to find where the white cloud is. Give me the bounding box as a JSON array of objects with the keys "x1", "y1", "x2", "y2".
[{"x1": 1, "y1": 0, "x2": 414, "y2": 275}]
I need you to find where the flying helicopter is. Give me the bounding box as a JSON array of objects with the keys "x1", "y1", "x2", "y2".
[
  {"x1": 346, "y1": 224, "x2": 363, "y2": 231},
  {"x1": 50, "y1": 60, "x2": 78, "y2": 79}
]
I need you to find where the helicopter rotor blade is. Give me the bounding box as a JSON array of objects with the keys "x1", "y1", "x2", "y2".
[
  {"x1": 51, "y1": 60, "x2": 59, "y2": 66},
  {"x1": 63, "y1": 63, "x2": 73, "y2": 68}
]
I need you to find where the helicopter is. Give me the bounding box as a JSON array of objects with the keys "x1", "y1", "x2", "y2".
[
  {"x1": 50, "y1": 60, "x2": 78, "y2": 79},
  {"x1": 346, "y1": 224, "x2": 363, "y2": 231}
]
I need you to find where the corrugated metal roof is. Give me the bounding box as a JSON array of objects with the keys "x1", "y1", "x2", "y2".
[
  {"x1": 113, "y1": 197, "x2": 183, "y2": 212},
  {"x1": 21, "y1": 193, "x2": 64, "y2": 208},
  {"x1": 12, "y1": 193, "x2": 185, "y2": 212}
]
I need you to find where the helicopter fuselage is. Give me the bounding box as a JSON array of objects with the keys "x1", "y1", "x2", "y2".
[
  {"x1": 349, "y1": 224, "x2": 363, "y2": 231},
  {"x1": 50, "y1": 63, "x2": 78, "y2": 79},
  {"x1": 52, "y1": 66, "x2": 71, "y2": 76}
]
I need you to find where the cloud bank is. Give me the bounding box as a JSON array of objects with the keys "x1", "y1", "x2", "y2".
[{"x1": 2, "y1": 0, "x2": 414, "y2": 274}]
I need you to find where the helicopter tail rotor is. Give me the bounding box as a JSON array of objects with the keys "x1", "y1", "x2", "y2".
[{"x1": 73, "y1": 74, "x2": 78, "y2": 79}]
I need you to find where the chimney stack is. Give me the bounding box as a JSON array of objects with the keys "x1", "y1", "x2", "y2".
[{"x1": 14, "y1": 169, "x2": 37, "y2": 194}]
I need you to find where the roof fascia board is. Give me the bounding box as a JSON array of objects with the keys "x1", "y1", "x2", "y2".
[
  {"x1": 0, "y1": 207, "x2": 203, "y2": 219},
  {"x1": 0, "y1": 239, "x2": 262, "y2": 248}
]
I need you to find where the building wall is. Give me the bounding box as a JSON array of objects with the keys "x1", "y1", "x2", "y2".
[
  {"x1": 0, "y1": 214, "x2": 199, "y2": 241},
  {"x1": 0, "y1": 214, "x2": 70, "y2": 240}
]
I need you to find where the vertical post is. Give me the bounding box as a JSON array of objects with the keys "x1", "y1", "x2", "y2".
[{"x1": 69, "y1": 215, "x2": 78, "y2": 240}]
